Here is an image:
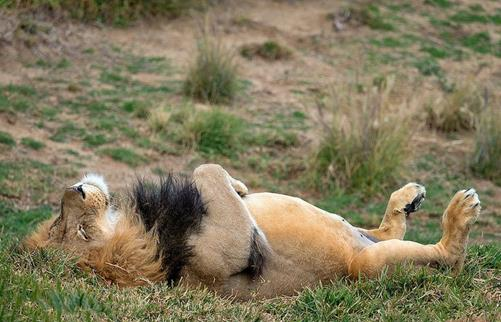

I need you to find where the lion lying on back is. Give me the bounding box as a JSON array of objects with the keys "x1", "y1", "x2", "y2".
[{"x1": 25, "y1": 164, "x2": 481, "y2": 299}]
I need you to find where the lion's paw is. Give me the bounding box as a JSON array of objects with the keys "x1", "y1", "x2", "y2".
[
  {"x1": 231, "y1": 178, "x2": 248, "y2": 197},
  {"x1": 445, "y1": 188, "x2": 481, "y2": 226}
]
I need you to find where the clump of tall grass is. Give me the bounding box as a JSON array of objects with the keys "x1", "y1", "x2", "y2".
[
  {"x1": 148, "y1": 105, "x2": 171, "y2": 133},
  {"x1": 471, "y1": 105, "x2": 501, "y2": 185},
  {"x1": 153, "y1": 105, "x2": 246, "y2": 157},
  {"x1": 183, "y1": 33, "x2": 239, "y2": 104},
  {"x1": 311, "y1": 77, "x2": 412, "y2": 195},
  {"x1": 425, "y1": 85, "x2": 483, "y2": 132},
  {"x1": 183, "y1": 109, "x2": 245, "y2": 157},
  {"x1": 2, "y1": 0, "x2": 210, "y2": 25},
  {"x1": 350, "y1": 3, "x2": 395, "y2": 31}
]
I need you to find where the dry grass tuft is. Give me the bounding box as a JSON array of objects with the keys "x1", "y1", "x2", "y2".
[
  {"x1": 148, "y1": 105, "x2": 171, "y2": 133},
  {"x1": 425, "y1": 85, "x2": 483, "y2": 132},
  {"x1": 183, "y1": 31, "x2": 239, "y2": 104},
  {"x1": 311, "y1": 76, "x2": 414, "y2": 195},
  {"x1": 471, "y1": 104, "x2": 501, "y2": 185}
]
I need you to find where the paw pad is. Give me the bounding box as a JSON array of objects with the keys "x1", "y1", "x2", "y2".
[
  {"x1": 462, "y1": 188, "x2": 480, "y2": 208},
  {"x1": 447, "y1": 188, "x2": 481, "y2": 224}
]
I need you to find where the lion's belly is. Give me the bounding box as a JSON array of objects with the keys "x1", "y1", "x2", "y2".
[{"x1": 243, "y1": 192, "x2": 373, "y2": 279}]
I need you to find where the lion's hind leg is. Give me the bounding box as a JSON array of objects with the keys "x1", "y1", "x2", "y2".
[
  {"x1": 187, "y1": 164, "x2": 269, "y2": 286},
  {"x1": 359, "y1": 183, "x2": 426, "y2": 241},
  {"x1": 349, "y1": 188, "x2": 480, "y2": 278}
]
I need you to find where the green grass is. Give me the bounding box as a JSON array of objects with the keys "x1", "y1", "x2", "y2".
[
  {"x1": 451, "y1": 10, "x2": 489, "y2": 24},
  {"x1": 122, "y1": 99, "x2": 149, "y2": 117},
  {"x1": 421, "y1": 46, "x2": 449, "y2": 59},
  {"x1": 3, "y1": 84, "x2": 37, "y2": 97},
  {"x1": 437, "y1": 29, "x2": 501, "y2": 58},
  {"x1": 0, "y1": 84, "x2": 38, "y2": 113},
  {"x1": 21, "y1": 137, "x2": 45, "y2": 150},
  {"x1": 99, "y1": 70, "x2": 130, "y2": 86},
  {"x1": 420, "y1": 44, "x2": 464, "y2": 60},
  {"x1": 370, "y1": 36, "x2": 411, "y2": 48},
  {"x1": 83, "y1": 134, "x2": 109, "y2": 147},
  {"x1": 126, "y1": 55, "x2": 170, "y2": 74},
  {"x1": 50, "y1": 122, "x2": 84, "y2": 143},
  {"x1": 461, "y1": 32, "x2": 493, "y2": 55},
  {"x1": 354, "y1": 4, "x2": 395, "y2": 31},
  {"x1": 449, "y1": 8, "x2": 500, "y2": 25},
  {"x1": 0, "y1": 131, "x2": 16, "y2": 147},
  {"x1": 0, "y1": 92, "x2": 9, "y2": 111},
  {"x1": 424, "y1": 0, "x2": 453, "y2": 9},
  {"x1": 240, "y1": 40, "x2": 292, "y2": 60},
  {"x1": 185, "y1": 109, "x2": 245, "y2": 157},
  {"x1": 280, "y1": 248, "x2": 499, "y2": 320},
  {"x1": 249, "y1": 128, "x2": 298, "y2": 148},
  {"x1": 0, "y1": 159, "x2": 63, "y2": 201},
  {"x1": 0, "y1": 201, "x2": 53, "y2": 236},
  {"x1": 159, "y1": 106, "x2": 300, "y2": 162},
  {"x1": 412, "y1": 57, "x2": 453, "y2": 91},
  {"x1": 183, "y1": 34, "x2": 239, "y2": 104},
  {"x1": 35, "y1": 58, "x2": 71, "y2": 69},
  {"x1": 413, "y1": 57, "x2": 443, "y2": 77},
  {"x1": 99, "y1": 147, "x2": 146, "y2": 167}
]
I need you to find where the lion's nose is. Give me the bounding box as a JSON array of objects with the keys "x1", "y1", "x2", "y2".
[{"x1": 64, "y1": 184, "x2": 86, "y2": 199}]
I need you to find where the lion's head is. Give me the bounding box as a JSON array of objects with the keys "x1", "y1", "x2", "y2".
[{"x1": 25, "y1": 174, "x2": 116, "y2": 251}]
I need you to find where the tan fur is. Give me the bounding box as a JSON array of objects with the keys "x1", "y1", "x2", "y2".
[
  {"x1": 78, "y1": 208, "x2": 165, "y2": 286},
  {"x1": 23, "y1": 218, "x2": 55, "y2": 250},
  {"x1": 23, "y1": 164, "x2": 481, "y2": 299}
]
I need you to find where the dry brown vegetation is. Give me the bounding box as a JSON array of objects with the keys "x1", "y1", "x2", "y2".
[
  {"x1": 311, "y1": 76, "x2": 414, "y2": 195},
  {"x1": 471, "y1": 104, "x2": 501, "y2": 185},
  {"x1": 425, "y1": 84, "x2": 485, "y2": 132}
]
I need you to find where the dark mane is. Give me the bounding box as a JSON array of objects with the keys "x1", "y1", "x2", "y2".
[
  {"x1": 131, "y1": 174, "x2": 207, "y2": 284},
  {"x1": 240, "y1": 227, "x2": 268, "y2": 280}
]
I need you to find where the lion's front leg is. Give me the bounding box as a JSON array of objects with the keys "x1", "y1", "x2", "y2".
[
  {"x1": 349, "y1": 188, "x2": 480, "y2": 278},
  {"x1": 230, "y1": 176, "x2": 248, "y2": 197},
  {"x1": 359, "y1": 183, "x2": 426, "y2": 241},
  {"x1": 186, "y1": 164, "x2": 269, "y2": 287}
]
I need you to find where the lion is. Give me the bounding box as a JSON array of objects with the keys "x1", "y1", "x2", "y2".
[{"x1": 24, "y1": 164, "x2": 481, "y2": 299}]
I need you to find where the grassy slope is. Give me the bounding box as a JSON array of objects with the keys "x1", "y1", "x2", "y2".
[{"x1": 1, "y1": 0, "x2": 500, "y2": 320}]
